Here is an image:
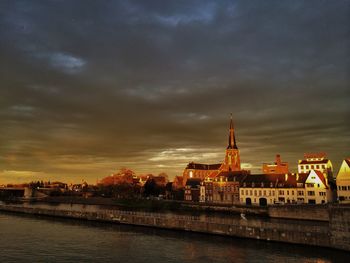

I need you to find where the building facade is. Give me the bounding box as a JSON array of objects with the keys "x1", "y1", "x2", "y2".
[
  {"x1": 184, "y1": 178, "x2": 201, "y2": 202},
  {"x1": 262, "y1": 154, "x2": 289, "y2": 174},
  {"x1": 298, "y1": 153, "x2": 333, "y2": 180},
  {"x1": 336, "y1": 158, "x2": 350, "y2": 203},
  {"x1": 210, "y1": 171, "x2": 247, "y2": 204},
  {"x1": 239, "y1": 170, "x2": 332, "y2": 206}
]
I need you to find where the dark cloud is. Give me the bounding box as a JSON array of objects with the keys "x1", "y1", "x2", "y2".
[{"x1": 0, "y1": 0, "x2": 349, "y2": 183}]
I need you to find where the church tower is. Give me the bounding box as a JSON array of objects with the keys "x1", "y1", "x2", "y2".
[{"x1": 222, "y1": 114, "x2": 241, "y2": 171}]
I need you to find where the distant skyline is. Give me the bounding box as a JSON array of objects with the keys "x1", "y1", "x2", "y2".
[{"x1": 0, "y1": 1, "x2": 349, "y2": 184}]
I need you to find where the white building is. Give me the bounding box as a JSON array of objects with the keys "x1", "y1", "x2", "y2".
[
  {"x1": 336, "y1": 158, "x2": 350, "y2": 203},
  {"x1": 298, "y1": 153, "x2": 333, "y2": 179},
  {"x1": 304, "y1": 170, "x2": 332, "y2": 204},
  {"x1": 239, "y1": 170, "x2": 333, "y2": 206},
  {"x1": 239, "y1": 173, "x2": 307, "y2": 206}
]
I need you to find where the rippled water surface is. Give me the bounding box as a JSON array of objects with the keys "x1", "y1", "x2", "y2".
[{"x1": 0, "y1": 212, "x2": 349, "y2": 263}]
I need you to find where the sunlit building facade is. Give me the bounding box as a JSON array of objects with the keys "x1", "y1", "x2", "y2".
[
  {"x1": 262, "y1": 154, "x2": 289, "y2": 174},
  {"x1": 336, "y1": 158, "x2": 350, "y2": 203},
  {"x1": 239, "y1": 170, "x2": 332, "y2": 206},
  {"x1": 298, "y1": 153, "x2": 333, "y2": 180}
]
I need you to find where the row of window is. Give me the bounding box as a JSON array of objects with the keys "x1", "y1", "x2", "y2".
[
  {"x1": 300, "y1": 164, "x2": 326, "y2": 170},
  {"x1": 241, "y1": 189, "x2": 275, "y2": 197},
  {"x1": 213, "y1": 185, "x2": 238, "y2": 192},
  {"x1": 338, "y1": 186, "x2": 350, "y2": 191},
  {"x1": 240, "y1": 189, "x2": 326, "y2": 197}
]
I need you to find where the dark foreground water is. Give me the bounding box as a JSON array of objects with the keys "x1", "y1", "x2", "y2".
[{"x1": 0, "y1": 212, "x2": 349, "y2": 263}]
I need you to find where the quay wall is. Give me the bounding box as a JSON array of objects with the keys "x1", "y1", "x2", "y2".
[
  {"x1": 268, "y1": 204, "x2": 330, "y2": 221},
  {"x1": 2, "y1": 204, "x2": 350, "y2": 251}
]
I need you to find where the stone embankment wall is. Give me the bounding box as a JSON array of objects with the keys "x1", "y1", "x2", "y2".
[
  {"x1": 329, "y1": 205, "x2": 350, "y2": 251},
  {"x1": 268, "y1": 204, "x2": 330, "y2": 221},
  {"x1": 3, "y1": 204, "x2": 350, "y2": 251}
]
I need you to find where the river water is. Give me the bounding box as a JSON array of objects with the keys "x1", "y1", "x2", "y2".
[{"x1": 0, "y1": 204, "x2": 349, "y2": 262}]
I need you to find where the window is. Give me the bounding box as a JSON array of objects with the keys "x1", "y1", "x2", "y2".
[
  {"x1": 292, "y1": 191, "x2": 294, "y2": 195},
  {"x1": 245, "y1": 190, "x2": 248, "y2": 195},
  {"x1": 263, "y1": 190, "x2": 266, "y2": 196},
  {"x1": 241, "y1": 190, "x2": 244, "y2": 195},
  {"x1": 311, "y1": 165, "x2": 314, "y2": 169},
  {"x1": 316, "y1": 165, "x2": 320, "y2": 169},
  {"x1": 287, "y1": 190, "x2": 289, "y2": 195},
  {"x1": 307, "y1": 191, "x2": 315, "y2": 196},
  {"x1": 306, "y1": 165, "x2": 309, "y2": 169},
  {"x1": 272, "y1": 190, "x2": 275, "y2": 196},
  {"x1": 307, "y1": 183, "x2": 314, "y2": 188},
  {"x1": 279, "y1": 190, "x2": 284, "y2": 195},
  {"x1": 298, "y1": 190, "x2": 304, "y2": 196},
  {"x1": 250, "y1": 190, "x2": 253, "y2": 196},
  {"x1": 319, "y1": 192, "x2": 326, "y2": 196},
  {"x1": 259, "y1": 190, "x2": 262, "y2": 196},
  {"x1": 254, "y1": 190, "x2": 257, "y2": 196},
  {"x1": 342, "y1": 186, "x2": 347, "y2": 191}
]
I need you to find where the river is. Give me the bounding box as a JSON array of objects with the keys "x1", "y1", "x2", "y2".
[{"x1": 0, "y1": 208, "x2": 349, "y2": 262}]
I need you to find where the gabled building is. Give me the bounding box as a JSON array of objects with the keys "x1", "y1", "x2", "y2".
[
  {"x1": 182, "y1": 115, "x2": 242, "y2": 186},
  {"x1": 336, "y1": 158, "x2": 350, "y2": 203},
  {"x1": 262, "y1": 154, "x2": 289, "y2": 174},
  {"x1": 304, "y1": 170, "x2": 332, "y2": 204}
]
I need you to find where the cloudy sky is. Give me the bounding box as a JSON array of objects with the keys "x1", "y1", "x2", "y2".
[{"x1": 0, "y1": 0, "x2": 349, "y2": 184}]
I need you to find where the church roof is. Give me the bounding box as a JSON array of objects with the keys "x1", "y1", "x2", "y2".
[
  {"x1": 186, "y1": 162, "x2": 221, "y2": 170},
  {"x1": 227, "y1": 114, "x2": 238, "y2": 150}
]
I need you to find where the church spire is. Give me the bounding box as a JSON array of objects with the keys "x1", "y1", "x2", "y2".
[{"x1": 227, "y1": 113, "x2": 238, "y2": 149}]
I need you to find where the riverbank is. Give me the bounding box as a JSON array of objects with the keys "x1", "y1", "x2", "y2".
[{"x1": 1, "y1": 202, "x2": 349, "y2": 252}]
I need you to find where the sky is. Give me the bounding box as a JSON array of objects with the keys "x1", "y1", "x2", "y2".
[{"x1": 0, "y1": 0, "x2": 349, "y2": 184}]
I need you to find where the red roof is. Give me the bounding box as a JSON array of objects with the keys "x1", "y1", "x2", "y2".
[
  {"x1": 241, "y1": 173, "x2": 308, "y2": 188},
  {"x1": 299, "y1": 159, "x2": 329, "y2": 165},
  {"x1": 313, "y1": 170, "x2": 328, "y2": 187},
  {"x1": 345, "y1": 158, "x2": 350, "y2": 167}
]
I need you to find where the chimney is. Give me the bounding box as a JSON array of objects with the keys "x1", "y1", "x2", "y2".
[{"x1": 276, "y1": 154, "x2": 281, "y2": 165}]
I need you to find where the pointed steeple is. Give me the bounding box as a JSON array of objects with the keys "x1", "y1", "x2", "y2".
[{"x1": 227, "y1": 113, "x2": 238, "y2": 149}]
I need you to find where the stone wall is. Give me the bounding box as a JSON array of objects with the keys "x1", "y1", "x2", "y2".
[
  {"x1": 1, "y1": 204, "x2": 344, "y2": 250},
  {"x1": 268, "y1": 204, "x2": 329, "y2": 221},
  {"x1": 329, "y1": 205, "x2": 350, "y2": 251}
]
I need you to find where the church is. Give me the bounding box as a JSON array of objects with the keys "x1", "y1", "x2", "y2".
[{"x1": 182, "y1": 116, "x2": 242, "y2": 186}]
